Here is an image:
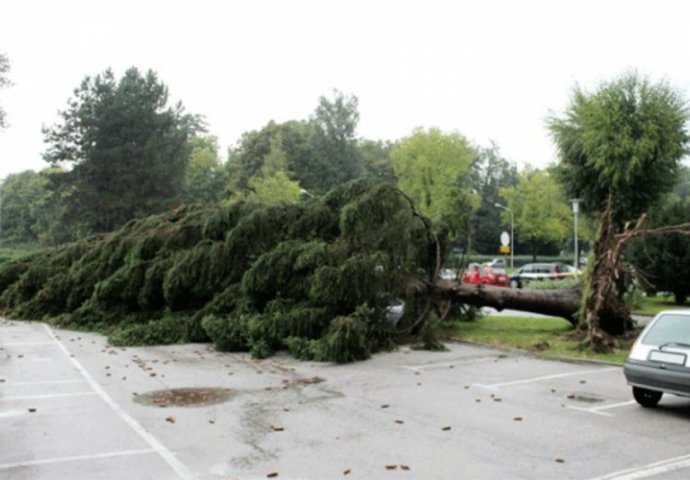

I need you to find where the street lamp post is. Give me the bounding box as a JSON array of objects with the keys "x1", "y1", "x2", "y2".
[{"x1": 494, "y1": 203, "x2": 514, "y2": 270}]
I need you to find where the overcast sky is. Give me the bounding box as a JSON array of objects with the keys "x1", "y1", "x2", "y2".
[{"x1": 1, "y1": 0, "x2": 689, "y2": 180}]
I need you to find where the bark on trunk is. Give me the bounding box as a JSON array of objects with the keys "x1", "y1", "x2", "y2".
[{"x1": 435, "y1": 279, "x2": 580, "y2": 326}]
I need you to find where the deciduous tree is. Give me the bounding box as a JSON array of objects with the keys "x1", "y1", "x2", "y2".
[
  {"x1": 183, "y1": 136, "x2": 228, "y2": 205},
  {"x1": 548, "y1": 72, "x2": 689, "y2": 342},
  {"x1": 500, "y1": 168, "x2": 571, "y2": 260},
  {"x1": 391, "y1": 127, "x2": 477, "y2": 236}
]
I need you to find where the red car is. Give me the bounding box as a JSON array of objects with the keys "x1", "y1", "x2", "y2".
[{"x1": 460, "y1": 263, "x2": 510, "y2": 287}]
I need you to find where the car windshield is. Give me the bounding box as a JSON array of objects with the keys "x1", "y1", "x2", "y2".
[{"x1": 642, "y1": 313, "x2": 690, "y2": 346}]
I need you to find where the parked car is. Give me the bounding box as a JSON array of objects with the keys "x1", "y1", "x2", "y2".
[
  {"x1": 623, "y1": 310, "x2": 690, "y2": 407},
  {"x1": 484, "y1": 258, "x2": 506, "y2": 274},
  {"x1": 509, "y1": 262, "x2": 578, "y2": 288},
  {"x1": 385, "y1": 299, "x2": 406, "y2": 326},
  {"x1": 460, "y1": 263, "x2": 510, "y2": 287},
  {"x1": 438, "y1": 268, "x2": 457, "y2": 281}
]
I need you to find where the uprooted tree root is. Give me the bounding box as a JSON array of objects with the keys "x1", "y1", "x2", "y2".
[{"x1": 582, "y1": 196, "x2": 690, "y2": 351}]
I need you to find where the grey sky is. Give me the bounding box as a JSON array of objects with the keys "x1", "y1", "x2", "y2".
[{"x1": 1, "y1": 0, "x2": 689, "y2": 180}]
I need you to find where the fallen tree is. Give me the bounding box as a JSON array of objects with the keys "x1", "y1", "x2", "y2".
[
  {"x1": 0, "y1": 179, "x2": 582, "y2": 361},
  {"x1": 437, "y1": 280, "x2": 581, "y2": 325}
]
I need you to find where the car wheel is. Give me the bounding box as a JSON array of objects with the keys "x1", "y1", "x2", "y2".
[
  {"x1": 510, "y1": 280, "x2": 520, "y2": 289},
  {"x1": 632, "y1": 386, "x2": 662, "y2": 407}
]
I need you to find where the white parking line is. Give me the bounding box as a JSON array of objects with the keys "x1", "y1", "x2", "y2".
[
  {"x1": 402, "y1": 356, "x2": 500, "y2": 372},
  {"x1": 474, "y1": 367, "x2": 619, "y2": 389},
  {"x1": 7, "y1": 379, "x2": 85, "y2": 387},
  {"x1": 591, "y1": 400, "x2": 636, "y2": 412},
  {"x1": 0, "y1": 449, "x2": 156, "y2": 471},
  {"x1": 565, "y1": 400, "x2": 636, "y2": 417},
  {"x1": 1, "y1": 392, "x2": 97, "y2": 401},
  {"x1": 565, "y1": 405, "x2": 612, "y2": 417},
  {"x1": 43, "y1": 324, "x2": 195, "y2": 480},
  {"x1": 591, "y1": 453, "x2": 690, "y2": 480}
]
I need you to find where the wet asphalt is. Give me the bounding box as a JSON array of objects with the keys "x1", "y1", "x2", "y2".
[{"x1": 2, "y1": 318, "x2": 690, "y2": 480}]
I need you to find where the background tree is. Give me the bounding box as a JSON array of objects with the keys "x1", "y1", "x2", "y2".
[
  {"x1": 306, "y1": 90, "x2": 362, "y2": 193},
  {"x1": 469, "y1": 142, "x2": 518, "y2": 254},
  {"x1": 227, "y1": 120, "x2": 315, "y2": 192},
  {"x1": 0, "y1": 53, "x2": 11, "y2": 129},
  {"x1": 183, "y1": 136, "x2": 228, "y2": 205},
  {"x1": 242, "y1": 134, "x2": 302, "y2": 204},
  {"x1": 358, "y1": 139, "x2": 397, "y2": 183},
  {"x1": 0, "y1": 171, "x2": 48, "y2": 245},
  {"x1": 500, "y1": 168, "x2": 571, "y2": 260},
  {"x1": 548, "y1": 72, "x2": 689, "y2": 341},
  {"x1": 629, "y1": 199, "x2": 690, "y2": 305},
  {"x1": 42, "y1": 67, "x2": 202, "y2": 236},
  {"x1": 391, "y1": 127, "x2": 477, "y2": 239}
]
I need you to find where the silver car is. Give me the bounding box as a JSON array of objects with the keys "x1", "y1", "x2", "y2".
[{"x1": 623, "y1": 310, "x2": 690, "y2": 407}]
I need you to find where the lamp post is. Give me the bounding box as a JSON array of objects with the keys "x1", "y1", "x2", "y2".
[
  {"x1": 571, "y1": 198, "x2": 581, "y2": 273},
  {"x1": 494, "y1": 203, "x2": 514, "y2": 269}
]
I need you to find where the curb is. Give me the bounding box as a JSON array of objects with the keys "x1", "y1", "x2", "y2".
[{"x1": 447, "y1": 336, "x2": 624, "y2": 367}]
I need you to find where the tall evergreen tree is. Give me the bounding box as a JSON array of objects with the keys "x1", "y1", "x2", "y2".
[{"x1": 43, "y1": 67, "x2": 202, "y2": 236}]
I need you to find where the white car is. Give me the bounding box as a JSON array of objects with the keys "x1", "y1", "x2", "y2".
[{"x1": 624, "y1": 310, "x2": 690, "y2": 407}]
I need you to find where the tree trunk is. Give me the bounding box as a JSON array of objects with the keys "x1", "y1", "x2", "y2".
[
  {"x1": 583, "y1": 201, "x2": 633, "y2": 350},
  {"x1": 435, "y1": 279, "x2": 580, "y2": 325}
]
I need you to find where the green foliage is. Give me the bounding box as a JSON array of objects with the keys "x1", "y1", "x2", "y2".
[
  {"x1": 391, "y1": 127, "x2": 478, "y2": 235},
  {"x1": 321, "y1": 315, "x2": 371, "y2": 362},
  {"x1": 359, "y1": 139, "x2": 397, "y2": 183},
  {"x1": 628, "y1": 199, "x2": 690, "y2": 304},
  {"x1": 183, "y1": 136, "x2": 228, "y2": 205},
  {"x1": 413, "y1": 315, "x2": 447, "y2": 351},
  {"x1": 109, "y1": 314, "x2": 194, "y2": 346},
  {"x1": 549, "y1": 72, "x2": 689, "y2": 226},
  {"x1": 0, "y1": 179, "x2": 435, "y2": 361},
  {"x1": 163, "y1": 240, "x2": 234, "y2": 309},
  {"x1": 469, "y1": 142, "x2": 519, "y2": 255},
  {"x1": 500, "y1": 168, "x2": 572, "y2": 259},
  {"x1": 42, "y1": 67, "x2": 202, "y2": 235},
  {"x1": 228, "y1": 120, "x2": 315, "y2": 191},
  {"x1": 308, "y1": 91, "x2": 362, "y2": 192},
  {"x1": 201, "y1": 314, "x2": 250, "y2": 352},
  {"x1": 0, "y1": 171, "x2": 50, "y2": 245}
]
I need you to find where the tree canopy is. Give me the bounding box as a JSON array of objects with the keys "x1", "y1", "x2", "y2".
[
  {"x1": 549, "y1": 72, "x2": 690, "y2": 342},
  {"x1": 183, "y1": 136, "x2": 228, "y2": 205},
  {"x1": 0, "y1": 171, "x2": 48, "y2": 245},
  {"x1": 42, "y1": 67, "x2": 202, "y2": 236},
  {"x1": 629, "y1": 198, "x2": 690, "y2": 305},
  {"x1": 500, "y1": 168, "x2": 571, "y2": 260},
  {"x1": 308, "y1": 90, "x2": 362, "y2": 192},
  {"x1": 0, "y1": 179, "x2": 434, "y2": 362},
  {"x1": 391, "y1": 127, "x2": 477, "y2": 236},
  {"x1": 548, "y1": 72, "x2": 689, "y2": 226}
]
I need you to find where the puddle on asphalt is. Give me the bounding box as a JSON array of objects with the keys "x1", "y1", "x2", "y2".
[{"x1": 133, "y1": 387, "x2": 234, "y2": 408}]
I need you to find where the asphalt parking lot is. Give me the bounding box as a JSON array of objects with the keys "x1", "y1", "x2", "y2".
[{"x1": 3, "y1": 318, "x2": 690, "y2": 480}]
